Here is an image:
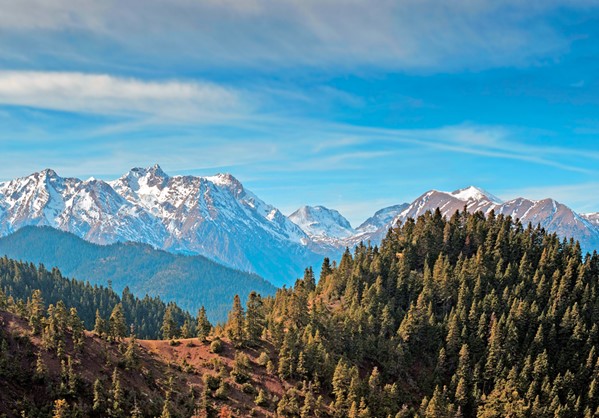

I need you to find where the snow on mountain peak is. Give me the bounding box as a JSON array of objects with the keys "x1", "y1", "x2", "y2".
[
  {"x1": 205, "y1": 173, "x2": 244, "y2": 196},
  {"x1": 111, "y1": 165, "x2": 171, "y2": 200},
  {"x1": 124, "y1": 164, "x2": 169, "y2": 181},
  {"x1": 289, "y1": 205, "x2": 355, "y2": 240},
  {"x1": 4, "y1": 167, "x2": 599, "y2": 285},
  {"x1": 451, "y1": 186, "x2": 502, "y2": 204},
  {"x1": 581, "y1": 212, "x2": 599, "y2": 227}
]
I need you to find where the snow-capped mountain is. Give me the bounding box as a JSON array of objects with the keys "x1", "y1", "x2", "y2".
[
  {"x1": 1, "y1": 167, "x2": 599, "y2": 287},
  {"x1": 451, "y1": 186, "x2": 502, "y2": 205},
  {"x1": 0, "y1": 168, "x2": 167, "y2": 246},
  {"x1": 289, "y1": 206, "x2": 355, "y2": 245},
  {"x1": 289, "y1": 185, "x2": 599, "y2": 253},
  {"x1": 390, "y1": 186, "x2": 599, "y2": 251},
  {"x1": 0, "y1": 166, "x2": 322, "y2": 286}
]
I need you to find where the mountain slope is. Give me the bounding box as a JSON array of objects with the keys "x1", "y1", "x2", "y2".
[
  {"x1": 581, "y1": 212, "x2": 599, "y2": 227},
  {"x1": 356, "y1": 203, "x2": 410, "y2": 234},
  {"x1": 258, "y1": 208, "x2": 599, "y2": 417},
  {"x1": 0, "y1": 309, "x2": 288, "y2": 418},
  {"x1": 0, "y1": 226, "x2": 276, "y2": 322},
  {"x1": 2, "y1": 206, "x2": 599, "y2": 417},
  {"x1": 0, "y1": 166, "x2": 324, "y2": 286}
]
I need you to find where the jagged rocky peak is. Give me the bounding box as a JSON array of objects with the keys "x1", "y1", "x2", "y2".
[
  {"x1": 24, "y1": 168, "x2": 65, "y2": 189},
  {"x1": 123, "y1": 164, "x2": 167, "y2": 181},
  {"x1": 39, "y1": 168, "x2": 59, "y2": 179},
  {"x1": 204, "y1": 172, "x2": 245, "y2": 195},
  {"x1": 114, "y1": 164, "x2": 170, "y2": 192}
]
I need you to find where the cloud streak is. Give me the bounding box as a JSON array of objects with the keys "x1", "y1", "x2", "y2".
[
  {"x1": 0, "y1": 0, "x2": 595, "y2": 72},
  {"x1": 0, "y1": 71, "x2": 246, "y2": 122},
  {"x1": 313, "y1": 123, "x2": 599, "y2": 175}
]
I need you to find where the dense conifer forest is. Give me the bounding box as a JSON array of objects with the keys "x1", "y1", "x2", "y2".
[
  {"x1": 255, "y1": 208, "x2": 599, "y2": 417},
  {"x1": 1, "y1": 208, "x2": 599, "y2": 417},
  {"x1": 0, "y1": 256, "x2": 193, "y2": 339}
]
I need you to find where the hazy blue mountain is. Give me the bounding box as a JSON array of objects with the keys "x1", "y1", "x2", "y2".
[{"x1": 0, "y1": 226, "x2": 276, "y2": 322}]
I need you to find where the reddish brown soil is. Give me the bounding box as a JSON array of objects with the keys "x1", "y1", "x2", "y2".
[{"x1": 0, "y1": 310, "x2": 288, "y2": 417}]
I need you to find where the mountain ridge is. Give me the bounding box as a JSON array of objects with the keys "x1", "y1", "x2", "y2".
[
  {"x1": 288, "y1": 186, "x2": 599, "y2": 252},
  {"x1": 0, "y1": 166, "x2": 325, "y2": 286},
  {"x1": 2, "y1": 166, "x2": 599, "y2": 286}
]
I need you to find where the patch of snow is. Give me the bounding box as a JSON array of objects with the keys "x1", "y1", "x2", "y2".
[{"x1": 451, "y1": 186, "x2": 502, "y2": 204}]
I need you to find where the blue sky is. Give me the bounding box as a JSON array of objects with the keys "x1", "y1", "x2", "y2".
[{"x1": 1, "y1": 1, "x2": 599, "y2": 225}]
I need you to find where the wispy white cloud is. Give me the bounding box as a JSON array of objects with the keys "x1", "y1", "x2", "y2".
[
  {"x1": 308, "y1": 123, "x2": 599, "y2": 175},
  {"x1": 0, "y1": 71, "x2": 247, "y2": 122},
  {"x1": 0, "y1": 0, "x2": 594, "y2": 71}
]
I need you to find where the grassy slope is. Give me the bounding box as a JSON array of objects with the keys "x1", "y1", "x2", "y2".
[{"x1": 0, "y1": 309, "x2": 296, "y2": 418}]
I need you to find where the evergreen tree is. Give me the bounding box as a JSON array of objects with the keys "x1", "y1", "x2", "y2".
[
  {"x1": 33, "y1": 351, "x2": 47, "y2": 382},
  {"x1": 124, "y1": 334, "x2": 139, "y2": 370},
  {"x1": 161, "y1": 304, "x2": 178, "y2": 340},
  {"x1": 109, "y1": 304, "x2": 127, "y2": 341},
  {"x1": 94, "y1": 309, "x2": 106, "y2": 338},
  {"x1": 231, "y1": 351, "x2": 251, "y2": 383},
  {"x1": 245, "y1": 291, "x2": 264, "y2": 345},
  {"x1": 301, "y1": 388, "x2": 317, "y2": 418},
  {"x1": 28, "y1": 289, "x2": 45, "y2": 334},
  {"x1": 52, "y1": 399, "x2": 69, "y2": 418},
  {"x1": 255, "y1": 388, "x2": 268, "y2": 407},
  {"x1": 226, "y1": 294, "x2": 246, "y2": 346},
  {"x1": 108, "y1": 368, "x2": 124, "y2": 418},
  {"x1": 160, "y1": 393, "x2": 171, "y2": 418},
  {"x1": 130, "y1": 400, "x2": 142, "y2": 418},
  {"x1": 93, "y1": 378, "x2": 105, "y2": 414},
  {"x1": 180, "y1": 318, "x2": 193, "y2": 338},
  {"x1": 69, "y1": 307, "x2": 85, "y2": 350},
  {"x1": 196, "y1": 306, "x2": 212, "y2": 342}
]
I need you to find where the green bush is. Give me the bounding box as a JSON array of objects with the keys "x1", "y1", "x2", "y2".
[
  {"x1": 210, "y1": 338, "x2": 223, "y2": 354},
  {"x1": 241, "y1": 382, "x2": 256, "y2": 394},
  {"x1": 255, "y1": 389, "x2": 268, "y2": 407},
  {"x1": 214, "y1": 381, "x2": 228, "y2": 399},
  {"x1": 203, "y1": 373, "x2": 220, "y2": 391},
  {"x1": 256, "y1": 351, "x2": 270, "y2": 367}
]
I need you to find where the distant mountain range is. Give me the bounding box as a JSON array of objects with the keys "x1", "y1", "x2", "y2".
[
  {"x1": 0, "y1": 167, "x2": 598, "y2": 288},
  {"x1": 0, "y1": 226, "x2": 275, "y2": 322},
  {"x1": 293, "y1": 185, "x2": 599, "y2": 253},
  {"x1": 0, "y1": 165, "x2": 323, "y2": 286}
]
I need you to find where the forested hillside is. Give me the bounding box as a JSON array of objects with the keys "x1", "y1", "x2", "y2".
[
  {"x1": 2, "y1": 208, "x2": 599, "y2": 417},
  {"x1": 252, "y1": 208, "x2": 599, "y2": 417},
  {"x1": 0, "y1": 226, "x2": 276, "y2": 322},
  {"x1": 0, "y1": 256, "x2": 194, "y2": 339}
]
